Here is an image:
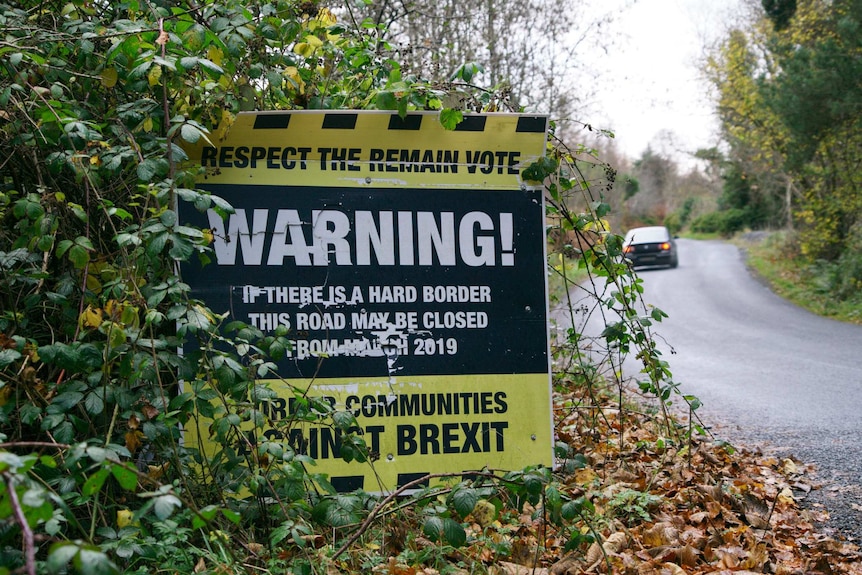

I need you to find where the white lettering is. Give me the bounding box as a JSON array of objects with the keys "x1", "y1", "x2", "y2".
[
  {"x1": 208, "y1": 209, "x2": 268, "y2": 265},
  {"x1": 459, "y1": 212, "x2": 495, "y2": 266},
  {"x1": 207, "y1": 209, "x2": 514, "y2": 267},
  {"x1": 422, "y1": 311, "x2": 489, "y2": 329}
]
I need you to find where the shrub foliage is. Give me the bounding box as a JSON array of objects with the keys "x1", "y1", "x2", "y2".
[{"x1": 0, "y1": 2, "x2": 694, "y2": 573}]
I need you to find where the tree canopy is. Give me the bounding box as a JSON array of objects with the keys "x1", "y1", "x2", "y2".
[{"x1": 706, "y1": 0, "x2": 862, "y2": 266}]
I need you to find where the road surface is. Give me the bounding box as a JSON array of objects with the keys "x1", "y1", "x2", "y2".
[{"x1": 609, "y1": 238, "x2": 862, "y2": 540}]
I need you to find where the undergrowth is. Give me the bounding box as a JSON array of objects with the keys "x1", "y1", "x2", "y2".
[
  {"x1": 742, "y1": 231, "x2": 862, "y2": 324},
  {"x1": 2, "y1": 1, "x2": 831, "y2": 574}
]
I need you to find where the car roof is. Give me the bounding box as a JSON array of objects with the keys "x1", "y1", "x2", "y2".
[{"x1": 624, "y1": 226, "x2": 670, "y2": 243}]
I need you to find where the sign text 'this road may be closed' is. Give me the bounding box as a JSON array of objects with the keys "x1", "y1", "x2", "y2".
[{"x1": 180, "y1": 110, "x2": 554, "y2": 493}]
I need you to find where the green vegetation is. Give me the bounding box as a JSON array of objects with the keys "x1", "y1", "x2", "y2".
[
  {"x1": 742, "y1": 231, "x2": 862, "y2": 324},
  {"x1": 703, "y1": 0, "x2": 862, "y2": 280},
  {"x1": 3, "y1": 0, "x2": 858, "y2": 572},
  {"x1": 0, "y1": 1, "x2": 704, "y2": 574}
]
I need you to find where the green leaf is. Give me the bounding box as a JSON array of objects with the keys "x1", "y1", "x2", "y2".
[
  {"x1": 82, "y1": 467, "x2": 111, "y2": 496},
  {"x1": 111, "y1": 463, "x2": 138, "y2": 491},
  {"x1": 153, "y1": 494, "x2": 181, "y2": 520},
  {"x1": 84, "y1": 391, "x2": 105, "y2": 415},
  {"x1": 376, "y1": 90, "x2": 396, "y2": 110},
  {"x1": 270, "y1": 521, "x2": 294, "y2": 546},
  {"x1": 324, "y1": 500, "x2": 360, "y2": 527},
  {"x1": 442, "y1": 518, "x2": 467, "y2": 548},
  {"x1": 422, "y1": 516, "x2": 444, "y2": 541},
  {"x1": 160, "y1": 210, "x2": 177, "y2": 226},
  {"x1": 168, "y1": 235, "x2": 195, "y2": 260},
  {"x1": 332, "y1": 410, "x2": 356, "y2": 430},
  {"x1": 439, "y1": 108, "x2": 463, "y2": 131},
  {"x1": 180, "y1": 123, "x2": 205, "y2": 144},
  {"x1": 221, "y1": 508, "x2": 241, "y2": 524},
  {"x1": 47, "y1": 541, "x2": 79, "y2": 573},
  {"x1": 522, "y1": 156, "x2": 558, "y2": 183},
  {"x1": 450, "y1": 61, "x2": 484, "y2": 82},
  {"x1": 192, "y1": 504, "x2": 219, "y2": 529},
  {"x1": 137, "y1": 158, "x2": 158, "y2": 182},
  {"x1": 0, "y1": 348, "x2": 22, "y2": 368},
  {"x1": 452, "y1": 487, "x2": 478, "y2": 518},
  {"x1": 51, "y1": 391, "x2": 84, "y2": 411},
  {"x1": 56, "y1": 239, "x2": 72, "y2": 258},
  {"x1": 68, "y1": 245, "x2": 90, "y2": 268},
  {"x1": 74, "y1": 546, "x2": 120, "y2": 575},
  {"x1": 545, "y1": 485, "x2": 562, "y2": 513}
]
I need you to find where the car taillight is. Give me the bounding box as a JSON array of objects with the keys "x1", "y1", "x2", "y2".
[{"x1": 660, "y1": 242, "x2": 670, "y2": 250}]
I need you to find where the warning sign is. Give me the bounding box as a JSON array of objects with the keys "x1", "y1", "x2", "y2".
[{"x1": 180, "y1": 111, "x2": 552, "y2": 492}]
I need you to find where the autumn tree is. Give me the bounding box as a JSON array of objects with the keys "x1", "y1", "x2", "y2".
[
  {"x1": 707, "y1": 0, "x2": 862, "y2": 266},
  {"x1": 346, "y1": 0, "x2": 615, "y2": 136}
]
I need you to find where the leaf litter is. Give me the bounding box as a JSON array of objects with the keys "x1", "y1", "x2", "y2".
[{"x1": 344, "y1": 377, "x2": 862, "y2": 575}]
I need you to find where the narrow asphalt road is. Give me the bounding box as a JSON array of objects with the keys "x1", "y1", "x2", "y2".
[{"x1": 621, "y1": 238, "x2": 862, "y2": 541}]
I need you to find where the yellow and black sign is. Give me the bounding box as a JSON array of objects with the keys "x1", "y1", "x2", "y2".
[{"x1": 181, "y1": 110, "x2": 553, "y2": 492}]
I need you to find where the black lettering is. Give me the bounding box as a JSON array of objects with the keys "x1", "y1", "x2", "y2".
[
  {"x1": 466, "y1": 150, "x2": 478, "y2": 173},
  {"x1": 421, "y1": 394, "x2": 435, "y2": 416},
  {"x1": 437, "y1": 393, "x2": 453, "y2": 415},
  {"x1": 219, "y1": 146, "x2": 234, "y2": 168},
  {"x1": 267, "y1": 146, "x2": 280, "y2": 169},
  {"x1": 421, "y1": 149, "x2": 435, "y2": 173},
  {"x1": 490, "y1": 421, "x2": 508, "y2": 451},
  {"x1": 369, "y1": 148, "x2": 384, "y2": 171},
  {"x1": 397, "y1": 425, "x2": 417, "y2": 455},
  {"x1": 400, "y1": 393, "x2": 419, "y2": 416},
  {"x1": 249, "y1": 146, "x2": 266, "y2": 168},
  {"x1": 400, "y1": 149, "x2": 420, "y2": 172},
  {"x1": 494, "y1": 392, "x2": 508, "y2": 413},
  {"x1": 263, "y1": 428, "x2": 283, "y2": 441},
  {"x1": 385, "y1": 148, "x2": 399, "y2": 172},
  {"x1": 265, "y1": 398, "x2": 287, "y2": 421},
  {"x1": 442, "y1": 150, "x2": 458, "y2": 173},
  {"x1": 461, "y1": 422, "x2": 481, "y2": 453},
  {"x1": 443, "y1": 423, "x2": 460, "y2": 454},
  {"x1": 318, "y1": 147, "x2": 331, "y2": 170},
  {"x1": 201, "y1": 146, "x2": 216, "y2": 167},
  {"x1": 495, "y1": 150, "x2": 509, "y2": 172},
  {"x1": 345, "y1": 395, "x2": 360, "y2": 417},
  {"x1": 317, "y1": 427, "x2": 338, "y2": 459},
  {"x1": 364, "y1": 425, "x2": 384, "y2": 454},
  {"x1": 298, "y1": 147, "x2": 311, "y2": 169},
  {"x1": 348, "y1": 148, "x2": 361, "y2": 171},
  {"x1": 288, "y1": 428, "x2": 308, "y2": 455},
  {"x1": 381, "y1": 394, "x2": 398, "y2": 417},
  {"x1": 280, "y1": 147, "x2": 296, "y2": 169},
  {"x1": 237, "y1": 429, "x2": 256, "y2": 455},
  {"x1": 481, "y1": 392, "x2": 493, "y2": 413},
  {"x1": 480, "y1": 151, "x2": 494, "y2": 174},
  {"x1": 234, "y1": 146, "x2": 249, "y2": 168},
  {"x1": 507, "y1": 151, "x2": 520, "y2": 174},
  {"x1": 419, "y1": 423, "x2": 439, "y2": 455}
]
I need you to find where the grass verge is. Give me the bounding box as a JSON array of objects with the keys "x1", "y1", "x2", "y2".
[{"x1": 739, "y1": 231, "x2": 862, "y2": 325}]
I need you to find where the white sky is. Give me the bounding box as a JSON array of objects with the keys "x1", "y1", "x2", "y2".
[{"x1": 588, "y1": 0, "x2": 744, "y2": 165}]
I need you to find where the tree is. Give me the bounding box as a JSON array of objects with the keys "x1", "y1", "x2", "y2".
[
  {"x1": 707, "y1": 0, "x2": 862, "y2": 261},
  {"x1": 346, "y1": 0, "x2": 616, "y2": 136}
]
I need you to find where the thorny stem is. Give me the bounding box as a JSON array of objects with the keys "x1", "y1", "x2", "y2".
[{"x1": 4, "y1": 471, "x2": 36, "y2": 575}]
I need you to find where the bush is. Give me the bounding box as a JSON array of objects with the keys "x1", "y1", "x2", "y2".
[
  {"x1": 690, "y1": 208, "x2": 750, "y2": 236},
  {"x1": 810, "y1": 222, "x2": 862, "y2": 302}
]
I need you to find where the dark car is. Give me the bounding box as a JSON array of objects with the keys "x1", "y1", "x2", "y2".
[{"x1": 623, "y1": 226, "x2": 678, "y2": 268}]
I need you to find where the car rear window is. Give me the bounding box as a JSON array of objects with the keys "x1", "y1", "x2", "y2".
[{"x1": 625, "y1": 227, "x2": 669, "y2": 243}]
